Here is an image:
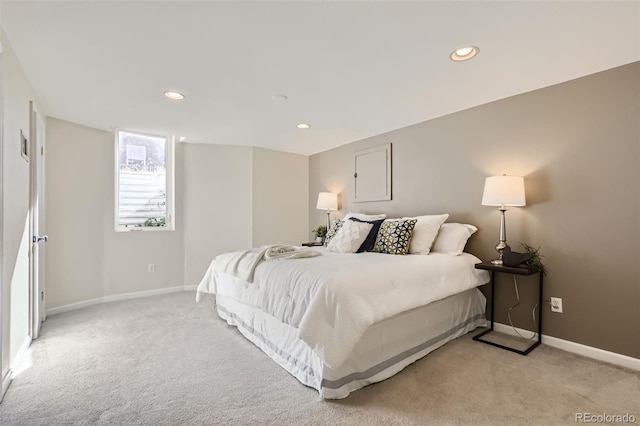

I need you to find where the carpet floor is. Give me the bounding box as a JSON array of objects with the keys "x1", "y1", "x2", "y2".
[{"x1": 1, "y1": 291, "x2": 638, "y2": 425}]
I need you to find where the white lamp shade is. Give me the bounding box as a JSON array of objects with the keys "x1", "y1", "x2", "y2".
[
  {"x1": 316, "y1": 192, "x2": 338, "y2": 211},
  {"x1": 482, "y1": 176, "x2": 526, "y2": 207}
]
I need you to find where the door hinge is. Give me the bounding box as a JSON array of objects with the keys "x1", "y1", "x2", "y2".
[
  {"x1": 41, "y1": 291, "x2": 44, "y2": 301},
  {"x1": 41, "y1": 146, "x2": 44, "y2": 156}
]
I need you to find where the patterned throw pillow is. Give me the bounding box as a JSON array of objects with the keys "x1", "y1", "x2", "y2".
[
  {"x1": 349, "y1": 217, "x2": 385, "y2": 253},
  {"x1": 327, "y1": 220, "x2": 373, "y2": 253},
  {"x1": 324, "y1": 220, "x2": 344, "y2": 246},
  {"x1": 373, "y1": 219, "x2": 418, "y2": 255}
]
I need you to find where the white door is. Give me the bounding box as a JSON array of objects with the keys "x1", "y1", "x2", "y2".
[
  {"x1": 29, "y1": 102, "x2": 47, "y2": 338},
  {"x1": 0, "y1": 42, "x2": 5, "y2": 400}
]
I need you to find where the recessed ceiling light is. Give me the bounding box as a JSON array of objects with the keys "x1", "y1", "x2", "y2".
[
  {"x1": 164, "y1": 91, "x2": 185, "y2": 100},
  {"x1": 450, "y1": 46, "x2": 479, "y2": 62},
  {"x1": 296, "y1": 123, "x2": 310, "y2": 129}
]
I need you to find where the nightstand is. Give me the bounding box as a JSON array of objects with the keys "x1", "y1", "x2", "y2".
[
  {"x1": 473, "y1": 261, "x2": 543, "y2": 355},
  {"x1": 301, "y1": 242, "x2": 323, "y2": 247}
]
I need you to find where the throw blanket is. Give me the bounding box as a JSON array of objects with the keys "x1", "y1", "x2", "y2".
[{"x1": 196, "y1": 245, "x2": 320, "y2": 301}]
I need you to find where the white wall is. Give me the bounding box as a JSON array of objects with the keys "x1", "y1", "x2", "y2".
[
  {"x1": 46, "y1": 118, "x2": 186, "y2": 307},
  {"x1": 45, "y1": 119, "x2": 107, "y2": 307},
  {"x1": 1, "y1": 31, "x2": 43, "y2": 385},
  {"x1": 103, "y1": 141, "x2": 184, "y2": 296},
  {"x1": 45, "y1": 122, "x2": 310, "y2": 306},
  {"x1": 182, "y1": 143, "x2": 253, "y2": 286},
  {"x1": 175, "y1": 144, "x2": 311, "y2": 286}
]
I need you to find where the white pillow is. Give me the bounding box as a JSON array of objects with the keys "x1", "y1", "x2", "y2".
[
  {"x1": 403, "y1": 214, "x2": 449, "y2": 255},
  {"x1": 343, "y1": 212, "x2": 387, "y2": 222},
  {"x1": 327, "y1": 220, "x2": 373, "y2": 253},
  {"x1": 431, "y1": 223, "x2": 478, "y2": 255}
]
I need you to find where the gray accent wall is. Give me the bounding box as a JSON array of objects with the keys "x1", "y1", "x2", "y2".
[
  {"x1": 309, "y1": 62, "x2": 640, "y2": 359},
  {"x1": 252, "y1": 147, "x2": 309, "y2": 247}
]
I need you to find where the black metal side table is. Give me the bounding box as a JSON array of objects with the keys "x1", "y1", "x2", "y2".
[{"x1": 473, "y1": 261, "x2": 543, "y2": 355}]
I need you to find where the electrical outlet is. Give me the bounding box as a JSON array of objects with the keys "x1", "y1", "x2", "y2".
[
  {"x1": 550, "y1": 297, "x2": 563, "y2": 313},
  {"x1": 148, "y1": 263, "x2": 156, "y2": 273}
]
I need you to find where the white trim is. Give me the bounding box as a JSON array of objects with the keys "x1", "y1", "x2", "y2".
[
  {"x1": 0, "y1": 43, "x2": 5, "y2": 405},
  {"x1": 183, "y1": 285, "x2": 197, "y2": 291},
  {"x1": 47, "y1": 296, "x2": 103, "y2": 316},
  {"x1": 102, "y1": 286, "x2": 185, "y2": 304},
  {"x1": 493, "y1": 322, "x2": 640, "y2": 371},
  {"x1": 114, "y1": 130, "x2": 175, "y2": 232},
  {"x1": 47, "y1": 286, "x2": 191, "y2": 316}
]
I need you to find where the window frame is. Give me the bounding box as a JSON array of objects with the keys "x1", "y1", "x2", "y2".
[{"x1": 114, "y1": 129, "x2": 175, "y2": 232}]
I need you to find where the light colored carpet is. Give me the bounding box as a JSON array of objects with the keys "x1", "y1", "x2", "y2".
[{"x1": 1, "y1": 292, "x2": 638, "y2": 425}]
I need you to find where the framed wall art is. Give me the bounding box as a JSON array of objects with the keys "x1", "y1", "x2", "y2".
[{"x1": 20, "y1": 129, "x2": 29, "y2": 162}]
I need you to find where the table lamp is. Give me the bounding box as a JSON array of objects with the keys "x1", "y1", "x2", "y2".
[
  {"x1": 482, "y1": 175, "x2": 526, "y2": 265},
  {"x1": 316, "y1": 192, "x2": 338, "y2": 231}
]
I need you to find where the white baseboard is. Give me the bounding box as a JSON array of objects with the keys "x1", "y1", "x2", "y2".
[
  {"x1": 48, "y1": 286, "x2": 193, "y2": 316},
  {"x1": 183, "y1": 285, "x2": 197, "y2": 291},
  {"x1": 102, "y1": 286, "x2": 187, "y2": 303},
  {"x1": 47, "y1": 297, "x2": 104, "y2": 316},
  {"x1": 493, "y1": 322, "x2": 640, "y2": 371}
]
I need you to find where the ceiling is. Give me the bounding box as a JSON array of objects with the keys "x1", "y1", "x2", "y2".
[{"x1": 2, "y1": 1, "x2": 639, "y2": 156}]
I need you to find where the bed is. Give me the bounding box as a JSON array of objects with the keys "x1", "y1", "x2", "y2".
[{"x1": 196, "y1": 245, "x2": 490, "y2": 399}]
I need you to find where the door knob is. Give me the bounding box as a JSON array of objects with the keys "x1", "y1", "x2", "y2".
[{"x1": 32, "y1": 235, "x2": 48, "y2": 243}]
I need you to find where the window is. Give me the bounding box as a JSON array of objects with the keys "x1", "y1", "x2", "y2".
[{"x1": 115, "y1": 130, "x2": 174, "y2": 231}]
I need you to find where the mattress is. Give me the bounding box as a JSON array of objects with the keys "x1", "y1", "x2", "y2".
[
  {"x1": 215, "y1": 287, "x2": 487, "y2": 399},
  {"x1": 198, "y1": 249, "x2": 489, "y2": 369}
]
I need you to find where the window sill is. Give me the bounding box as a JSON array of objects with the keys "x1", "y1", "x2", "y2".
[{"x1": 115, "y1": 226, "x2": 174, "y2": 233}]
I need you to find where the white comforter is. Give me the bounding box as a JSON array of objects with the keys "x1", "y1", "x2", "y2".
[{"x1": 197, "y1": 248, "x2": 489, "y2": 369}]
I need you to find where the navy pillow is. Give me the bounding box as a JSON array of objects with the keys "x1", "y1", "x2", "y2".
[{"x1": 349, "y1": 217, "x2": 384, "y2": 253}]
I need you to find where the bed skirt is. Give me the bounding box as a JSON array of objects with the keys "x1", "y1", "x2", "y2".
[{"x1": 215, "y1": 288, "x2": 487, "y2": 399}]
